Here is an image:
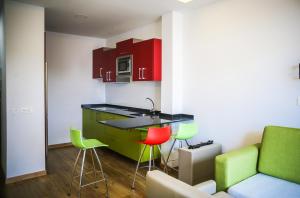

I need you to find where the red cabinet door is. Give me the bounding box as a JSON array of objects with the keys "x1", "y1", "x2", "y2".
[
  {"x1": 116, "y1": 39, "x2": 133, "y2": 57},
  {"x1": 102, "y1": 51, "x2": 109, "y2": 82},
  {"x1": 93, "y1": 49, "x2": 100, "y2": 78},
  {"x1": 93, "y1": 48, "x2": 105, "y2": 79},
  {"x1": 132, "y1": 39, "x2": 161, "y2": 81},
  {"x1": 102, "y1": 49, "x2": 116, "y2": 82},
  {"x1": 116, "y1": 38, "x2": 142, "y2": 57}
]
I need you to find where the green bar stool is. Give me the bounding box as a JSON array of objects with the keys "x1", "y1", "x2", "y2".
[
  {"x1": 165, "y1": 122, "x2": 198, "y2": 171},
  {"x1": 68, "y1": 128, "x2": 109, "y2": 198}
]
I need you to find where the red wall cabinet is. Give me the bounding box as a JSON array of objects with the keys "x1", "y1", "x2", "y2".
[
  {"x1": 92, "y1": 47, "x2": 116, "y2": 81},
  {"x1": 102, "y1": 49, "x2": 116, "y2": 82},
  {"x1": 93, "y1": 38, "x2": 162, "y2": 82},
  {"x1": 92, "y1": 48, "x2": 105, "y2": 79},
  {"x1": 116, "y1": 38, "x2": 141, "y2": 57},
  {"x1": 132, "y1": 39, "x2": 162, "y2": 81}
]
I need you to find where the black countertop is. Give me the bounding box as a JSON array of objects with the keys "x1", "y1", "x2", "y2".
[{"x1": 82, "y1": 104, "x2": 193, "y2": 129}]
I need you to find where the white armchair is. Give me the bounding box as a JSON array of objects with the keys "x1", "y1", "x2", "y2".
[{"x1": 146, "y1": 170, "x2": 231, "y2": 198}]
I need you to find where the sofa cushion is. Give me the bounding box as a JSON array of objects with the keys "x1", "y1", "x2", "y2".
[
  {"x1": 228, "y1": 173, "x2": 300, "y2": 198},
  {"x1": 258, "y1": 126, "x2": 300, "y2": 184},
  {"x1": 213, "y1": 191, "x2": 232, "y2": 198},
  {"x1": 146, "y1": 170, "x2": 213, "y2": 198}
]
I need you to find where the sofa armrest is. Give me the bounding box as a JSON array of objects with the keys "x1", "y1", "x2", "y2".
[
  {"x1": 146, "y1": 170, "x2": 213, "y2": 198},
  {"x1": 215, "y1": 144, "x2": 260, "y2": 191},
  {"x1": 193, "y1": 180, "x2": 216, "y2": 195}
]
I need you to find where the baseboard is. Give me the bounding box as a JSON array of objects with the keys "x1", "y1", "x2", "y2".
[
  {"x1": 5, "y1": 170, "x2": 47, "y2": 184},
  {"x1": 0, "y1": 166, "x2": 5, "y2": 182},
  {"x1": 48, "y1": 142, "x2": 73, "y2": 150}
]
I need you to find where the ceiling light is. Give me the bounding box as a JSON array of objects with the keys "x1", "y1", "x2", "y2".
[{"x1": 177, "y1": 0, "x2": 193, "y2": 3}]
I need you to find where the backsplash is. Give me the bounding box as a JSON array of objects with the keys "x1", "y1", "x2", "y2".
[{"x1": 105, "y1": 81, "x2": 161, "y2": 110}]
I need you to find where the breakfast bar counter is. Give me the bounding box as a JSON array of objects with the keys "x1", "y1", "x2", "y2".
[
  {"x1": 82, "y1": 104, "x2": 193, "y2": 129},
  {"x1": 81, "y1": 104, "x2": 193, "y2": 162}
]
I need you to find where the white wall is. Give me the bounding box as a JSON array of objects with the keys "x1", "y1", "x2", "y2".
[
  {"x1": 5, "y1": 1, "x2": 45, "y2": 178},
  {"x1": 0, "y1": 0, "x2": 6, "y2": 174},
  {"x1": 161, "y1": 12, "x2": 183, "y2": 114},
  {"x1": 106, "y1": 20, "x2": 162, "y2": 47},
  {"x1": 46, "y1": 32, "x2": 106, "y2": 145},
  {"x1": 181, "y1": 0, "x2": 300, "y2": 151},
  {"x1": 105, "y1": 21, "x2": 162, "y2": 110}
]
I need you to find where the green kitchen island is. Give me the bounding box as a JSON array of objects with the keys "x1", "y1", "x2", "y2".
[{"x1": 82, "y1": 104, "x2": 193, "y2": 162}]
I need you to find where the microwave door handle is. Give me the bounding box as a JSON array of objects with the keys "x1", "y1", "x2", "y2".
[
  {"x1": 109, "y1": 71, "x2": 111, "y2": 81},
  {"x1": 99, "y1": 67, "x2": 102, "y2": 78}
]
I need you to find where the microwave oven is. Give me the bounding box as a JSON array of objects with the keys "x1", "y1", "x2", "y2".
[
  {"x1": 115, "y1": 55, "x2": 132, "y2": 83},
  {"x1": 116, "y1": 55, "x2": 132, "y2": 75}
]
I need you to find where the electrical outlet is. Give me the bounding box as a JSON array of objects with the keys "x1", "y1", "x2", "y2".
[
  {"x1": 20, "y1": 107, "x2": 33, "y2": 113},
  {"x1": 11, "y1": 108, "x2": 19, "y2": 114}
]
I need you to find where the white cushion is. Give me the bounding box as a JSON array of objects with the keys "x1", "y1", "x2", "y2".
[
  {"x1": 213, "y1": 191, "x2": 233, "y2": 198},
  {"x1": 194, "y1": 180, "x2": 216, "y2": 195},
  {"x1": 146, "y1": 170, "x2": 213, "y2": 198},
  {"x1": 228, "y1": 173, "x2": 300, "y2": 198}
]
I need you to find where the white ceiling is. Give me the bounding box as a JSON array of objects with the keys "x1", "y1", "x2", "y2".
[{"x1": 14, "y1": 0, "x2": 217, "y2": 38}]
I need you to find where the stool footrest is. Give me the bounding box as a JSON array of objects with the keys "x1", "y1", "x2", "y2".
[
  {"x1": 136, "y1": 172, "x2": 146, "y2": 179},
  {"x1": 79, "y1": 178, "x2": 106, "y2": 188},
  {"x1": 139, "y1": 165, "x2": 159, "y2": 170},
  {"x1": 165, "y1": 165, "x2": 178, "y2": 172},
  {"x1": 73, "y1": 170, "x2": 102, "y2": 178}
]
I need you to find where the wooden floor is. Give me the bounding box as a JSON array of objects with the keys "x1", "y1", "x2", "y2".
[{"x1": 0, "y1": 147, "x2": 169, "y2": 198}]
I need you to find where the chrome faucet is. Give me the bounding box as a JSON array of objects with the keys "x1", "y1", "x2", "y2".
[{"x1": 145, "y1": 97, "x2": 155, "y2": 114}]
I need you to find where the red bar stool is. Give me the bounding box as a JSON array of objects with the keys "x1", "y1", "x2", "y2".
[{"x1": 131, "y1": 126, "x2": 171, "y2": 189}]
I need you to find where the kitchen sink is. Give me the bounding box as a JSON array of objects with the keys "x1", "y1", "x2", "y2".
[
  {"x1": 92, "y1": 107, "x2": 128, "y2": 111},
  {"x1": 130, "y1": 113, "x2": 149, "y2": 117}
]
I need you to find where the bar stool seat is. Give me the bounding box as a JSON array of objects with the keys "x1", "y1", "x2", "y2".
[
  {"x1": 82, "y1": 139, "x2": 107, "y2": 149},
  {"x1": 68, "y1": 128, "x2": 109, "y2": 198}
]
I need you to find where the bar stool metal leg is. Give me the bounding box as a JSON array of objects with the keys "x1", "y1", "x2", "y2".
[
  {"x1": 165, "y1": 139, "x2": 177, "y2": 172},
  {"x1": 157, "y1": 146, "x2": 168, "y2": 174},
  {"x1": 92, "y1": 148, "x2": 109, "y2": 198},
  {"x1": 131, "y1": 144, "x2": 147, "y2": 189},
  {"x1": 185, "y1": 139, "x2": 190, "y2": 147},
  {"x1": 78, "y1": 149, "x2": 86, "y2": 198},
  {"x1": 149, "y1": 146, "x2": 152, "y2": 171},
  {"x1": 68, "y1": 149, "x2": 82, "y2": 196},
  {"x1": 152, "y1": 146, "x2": 156, "y2": 168},
  {"x1": 90, "y1": 149, "x2": 97, "y2": 188}
]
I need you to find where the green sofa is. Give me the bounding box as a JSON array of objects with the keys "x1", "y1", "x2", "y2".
[{"x1": 216, "y1": 126, "x2": 300, "y2": 198}]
